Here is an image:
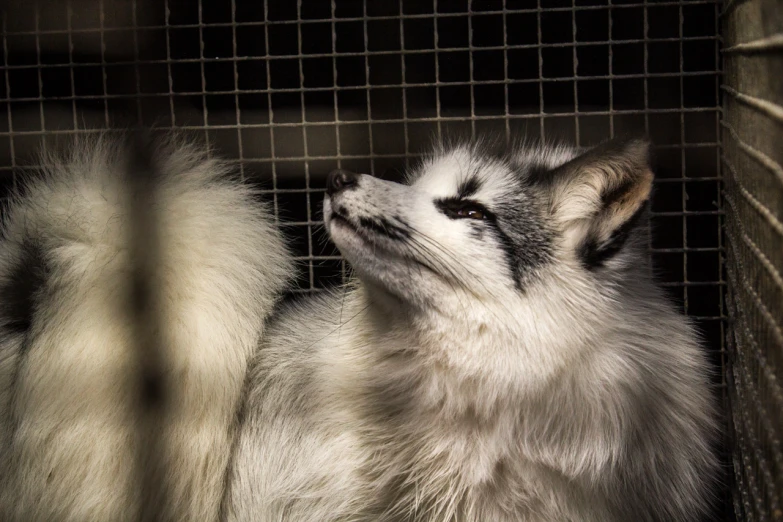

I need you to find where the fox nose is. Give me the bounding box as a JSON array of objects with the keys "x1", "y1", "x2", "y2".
[{"x1": 326, "y1": 169, "x2": 358, "y2": 196}]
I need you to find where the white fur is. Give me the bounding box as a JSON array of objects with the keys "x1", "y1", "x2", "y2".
[{"x1": 0, "y1": 134, "x2": 290, "y2": 521}]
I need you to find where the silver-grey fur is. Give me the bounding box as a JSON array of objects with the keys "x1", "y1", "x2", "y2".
[{"x1": 222, "y1": 137, "x2": 718, "y2": 521}]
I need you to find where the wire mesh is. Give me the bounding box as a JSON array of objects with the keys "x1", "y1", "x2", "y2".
[
  {"x1": 722, "y1": 0, "x2": 783, "y2": 519},
  {"x1": 0, "y1": 0, "x2": 729, "y2": 518}
]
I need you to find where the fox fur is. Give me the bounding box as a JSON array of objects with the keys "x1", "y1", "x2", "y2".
[
  {"x1": 0, "y1": 134, "x2": 290, "y2": 521},
  {"x1": 0, "y1": 133, "x2": 718, "y2": 521}
]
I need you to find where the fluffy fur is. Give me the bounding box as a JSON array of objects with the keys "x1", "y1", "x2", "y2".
[
  {"x1": 0, "y1": 134, "x2": 290, "y2": 521},
  {"x1": 0, "y1": 133, "x2": 717, "y2": 522},
  {"x1": 223, "y1": 137, "x2": 718, "y2": 521}
]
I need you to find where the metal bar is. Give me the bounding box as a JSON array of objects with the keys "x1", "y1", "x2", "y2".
[
  {"x1": 722, "y1": 34, "x2": 783, "y2": 54},
  {"x1": 295, "y1": 0, "x2": 315, "y2": 291},
  {"x1": 126, "y1": 133, "x2": 169, "y2": 522},
  {"x1": 0, "y1": 38, "x2": 723, "y2": 66},
  {"x1": 197, "y1": 0, "x2": 209, "y2": 148},
  {"x1": 2, "y1": 12, "x2": 17, "y2": 192},
  {"x1": 99, "y1": 0, "x2": 111, "y2": 127},
  {"x1": 722, "y1": 85, "x2": 783, "y2": 124},
  {"x1": 263, "y1": 1, "x2": 280, "y2": 223},
  {"x1": 164, "y1": 0, "x2": 177, "y2": 127},
  {"x1": 362, "y1": 1, "x2": 375, "y2": 175}
]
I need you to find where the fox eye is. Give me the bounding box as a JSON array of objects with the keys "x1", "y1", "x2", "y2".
[
  {"x1": 435, "y1": 198, "x2": 492, "y2": 221},
  {"x1": 455, "y1": 206, "x2": 485, "y2": 220}
]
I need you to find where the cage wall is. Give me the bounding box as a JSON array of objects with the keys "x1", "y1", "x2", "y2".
[
  {"x1": 722, "y1": 0, "x2": 783, "y2": 520},
  {"x1": 0, "y1": 0, "x2": 730, "y2": 518}
]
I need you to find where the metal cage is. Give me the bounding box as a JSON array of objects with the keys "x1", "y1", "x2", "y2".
[
  {"x1": 722, "y1": 1, "x2": 783, "y2": 520},
  {"x1": 0, "y1": 0, "x2": 779, "y2": 520}
]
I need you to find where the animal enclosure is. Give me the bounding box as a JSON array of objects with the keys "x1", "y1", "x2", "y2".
[{"x1": 0, "y1": 0, "x2": 778, "y2": 520}]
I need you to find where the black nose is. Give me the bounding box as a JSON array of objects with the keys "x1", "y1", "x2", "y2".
[{"x1": 326, "y1": 169, "x2": 358, "y2": 196}]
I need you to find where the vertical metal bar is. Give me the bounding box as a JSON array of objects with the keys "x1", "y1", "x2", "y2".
[
  {"x1": 467, "y1": 1, "x2": 476, "y2": 141},
  {"x1": 642, "y1": 1, "x2": 650, "y2": 137},
  {"x1": 99, "y1": 0, "x2": 110, "y2": 127},
  {"x1": 131, "y1": 0, "x2": 143, "y2": 125},
  {"x1": 433, "y1": 0, "x2": 442, "y2": 141},
  {"x1": 66, "y1": 0, "x2": 78, "y2": 130},
  {"x1": 502, "y1": 0, "x2": 510, "y2": 144},
  {"x1": 714, "y1": 0, "x2": 726, "y2": 404},
  {"x1": 126, "y1": 133, "x2": 169, "y2": 522},
  {"x1": 331, "y1": 0, "x2": 341, "y2": 172},
  {"x1": 607, "y1": 0, "x2": 614, "y2": 138},
  {"x1": 197, "y1": 0, "x2": 210, "y2": 149},
  {"x1": 263, "y1": 1, "x2": 280, "y2": 223},
  {"x1": 296, "y1": 0, "x2": 315, "y2": 290},
  {"x1": 2, "y1": 12, "x2": 17, "y2": 190},
  {"x1": 643, "y1": 0, "x2": 653, "y2": 269},
  {"x1": 362, "y1": 1, "x2": 375, "y2": 175},
  {"x1": 570, "y1": 0, "x2": 579, "y2": 147},
  {"x1": 164, "y1": 0, "x2": 177, "y2": 128},
  {"x1": 33, "y1": 1, "x2": 45, "y2": 153},
  {"x1": 678, "y1": 2, "x2": 688, "y2": 315},
  {"x1": 399, "y1": 0, "x2": 410, "y2": 167},
  {"x1": 536, "y1": 0, "x2": 544, "y2": 139},
  {"x1": 330, "y1": 0, "x2": 347, "y2": 285},
  {"x1": 230, "y1": 0, "x2": 244, "y2": 180}
]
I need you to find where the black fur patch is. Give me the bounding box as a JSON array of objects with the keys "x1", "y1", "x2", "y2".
[
  {"x1": 434, "y1": 198, "x2": 493, "y2": 221},
  {"x1": 487, "y1": 222, "x2": 525, "y2": 289},
  {"x1": 579, "y1": 204, "x2": 647, "y2": 270},
  {"x1": 456, "y1": 176, "x2": 482, "y2": 199},
  {"x1": 601, "y1": 176, "x2": 637, "y2": 207},
  {"x1": 0, "y1": 242, "x2": 48, "y2": 334},
  {"x1": 358, "y1": 217, "x2": 411, "y2": 240},
  {"x1": 521, "y1": 163, "x2": 553, "y2": 188},
  {"x1": 491, "y1": 200, "x2": 553, "y2": 291},
  {"x1": 468, "y1": 222, "x2": 484, "y2": 241}
]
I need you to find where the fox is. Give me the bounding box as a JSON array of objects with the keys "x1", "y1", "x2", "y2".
[
  {"x1": 0, "y1": 132, "x2": 717, "y2": 521},
  {"x1": 223, "y1": 136, "x2": 719, "y2": 521}
]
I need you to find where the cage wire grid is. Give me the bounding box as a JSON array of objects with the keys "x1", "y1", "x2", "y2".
[
  {"x1": 0, "y1": 0, "x2": 733, "y2": 518},
  {"x1": 721, "y1": 0, "x2": 783, "y2": 519}
]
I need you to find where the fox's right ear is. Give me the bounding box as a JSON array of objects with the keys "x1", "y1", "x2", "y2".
[{"x1": 540, "y1": 137, "x2": 653, "y2": 267}]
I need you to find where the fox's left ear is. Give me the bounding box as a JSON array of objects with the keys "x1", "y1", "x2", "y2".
[{"x1": 543, "y1": 137, "x2": 653, "y2": 265}]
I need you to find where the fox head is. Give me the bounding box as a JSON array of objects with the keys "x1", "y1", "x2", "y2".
[{"x1": 323, "y1": 137, "x2": 653, "y2": 317}]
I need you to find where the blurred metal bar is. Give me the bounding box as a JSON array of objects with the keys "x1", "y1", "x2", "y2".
[{"x1": 124, "y1": 132, "x2": 169, "y2": 522}]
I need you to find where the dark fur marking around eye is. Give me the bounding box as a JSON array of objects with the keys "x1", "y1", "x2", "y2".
[
  {"x1": 456, "y1": 176, "x2": 482, "y2": 199},
  {"x1": 488, "y1": 225, "x2": 524, "y2": 290},
  {"x1": 468, "y1": 223, "x2": 484, "y2": 241},
  {"x1": 0, "y1": 241, "x2": 48, "y2": 335},
  {"x1": 436, "y1": 194, "x2": 553, "y2": 291},
  {"x1": 435, "y1": 198, "x2": 494, "y2": 221},
  {"x1": 579, "y1": 204, "x2": 647, "y2": 270}
]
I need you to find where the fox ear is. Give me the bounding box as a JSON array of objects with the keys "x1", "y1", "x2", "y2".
[{"x1": 544, "y1": 137, "x2": 653, "y2": 267}]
